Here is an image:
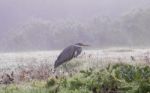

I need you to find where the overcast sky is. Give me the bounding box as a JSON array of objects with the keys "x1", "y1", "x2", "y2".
[{"x1": 0, "y1": 0, "x2": 150, "y2": 33}]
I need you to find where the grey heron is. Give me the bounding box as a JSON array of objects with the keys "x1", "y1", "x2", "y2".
[{"x1": 54, "y1": 43, "x2": 89, "y2": 69}]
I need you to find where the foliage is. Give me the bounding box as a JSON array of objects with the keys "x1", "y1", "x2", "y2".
[{"x1": 0, "y1": 63, "x2": 150, "y2": 93}]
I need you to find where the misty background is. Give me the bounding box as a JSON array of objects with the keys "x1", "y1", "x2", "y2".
[{"x1": 1, "y1": 0, "x2": 150, "y2": 52}]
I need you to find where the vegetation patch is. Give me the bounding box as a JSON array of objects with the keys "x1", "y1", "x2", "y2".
[{"x1": 0, "y1": 63, "x2": 150, "y2": 93}]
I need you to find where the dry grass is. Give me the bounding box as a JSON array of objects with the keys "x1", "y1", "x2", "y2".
[{"x1": 0, "y1": 49, "x2": 150, "y2": 83}]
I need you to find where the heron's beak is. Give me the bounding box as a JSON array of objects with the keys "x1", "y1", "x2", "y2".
[{"x1": 82, "y1": 44, "x2": 90, "y2": 46}]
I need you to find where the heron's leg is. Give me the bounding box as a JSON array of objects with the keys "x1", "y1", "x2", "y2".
[
  {"x1": 62, "y1": 63, "x2": 69, "y2": 74},
  {"x1": 64, "y1": 63, "x2": 68, "y2": 72}
]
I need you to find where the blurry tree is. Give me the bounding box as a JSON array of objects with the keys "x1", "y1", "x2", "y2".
[{"x1": 1, "y1": 8, "x2": 150, "y2": 52}]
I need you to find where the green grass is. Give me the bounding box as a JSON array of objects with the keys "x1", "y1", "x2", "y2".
[{"x1": 0, "y1": 63, "x2": 150, "y2": 93}]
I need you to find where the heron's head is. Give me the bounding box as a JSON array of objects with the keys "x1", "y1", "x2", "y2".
[{"x1": 75, "y1": 43, "x2": 89, "y2": 47}]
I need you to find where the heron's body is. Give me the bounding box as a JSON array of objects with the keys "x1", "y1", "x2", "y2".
[{"x1": 54, "y1": 44, "x2": 82, "y2": 68}]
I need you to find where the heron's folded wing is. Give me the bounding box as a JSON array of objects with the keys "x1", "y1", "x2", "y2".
[{"x1": 54, "y1": 46, "x2": 75, "y2": 68}]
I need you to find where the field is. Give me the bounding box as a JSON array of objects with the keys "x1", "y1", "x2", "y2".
[{"x1": 0, "y1": 48, "x2": 150, "y2": 93}]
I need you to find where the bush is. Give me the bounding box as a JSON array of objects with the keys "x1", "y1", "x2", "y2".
[{"x1": 1, "y1": 63, "x2": 150, "y2": 93}]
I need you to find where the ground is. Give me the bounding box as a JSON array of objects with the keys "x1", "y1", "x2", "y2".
[{"x1": 0, "y1": 48, "x2": 150, "y2": 93}]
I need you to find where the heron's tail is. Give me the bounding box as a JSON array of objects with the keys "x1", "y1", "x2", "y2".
[
  {"x1": 54, "y1": 60, "x2": 59, "y2": 69},
  {"x1": 54, "y1": 63, "x2": 57, "y2": 69},
  {"x1": 53, "y1": 61, "x2": 58, "y2": 74}
]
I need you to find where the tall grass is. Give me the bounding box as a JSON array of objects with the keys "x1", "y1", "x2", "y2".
[{"x1": 0, "y1": 63, "x2": 149, "y2": 93}]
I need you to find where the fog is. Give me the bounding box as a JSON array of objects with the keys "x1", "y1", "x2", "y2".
[
  {"x1": 0, "y1": 0, "x2": 150, "y2": 52},
  {"x1": 1, "y1": 0, "x2": 150, "y2": 32}
]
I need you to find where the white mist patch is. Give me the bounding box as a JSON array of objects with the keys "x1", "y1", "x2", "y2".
[{"x1": 0, "y1": 49, "x2": 149, "y2": 71}]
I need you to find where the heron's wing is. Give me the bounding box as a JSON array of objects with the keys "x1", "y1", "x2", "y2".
[{"x1": 54, "y1": 46, "x2": 75, "y2": 68}]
